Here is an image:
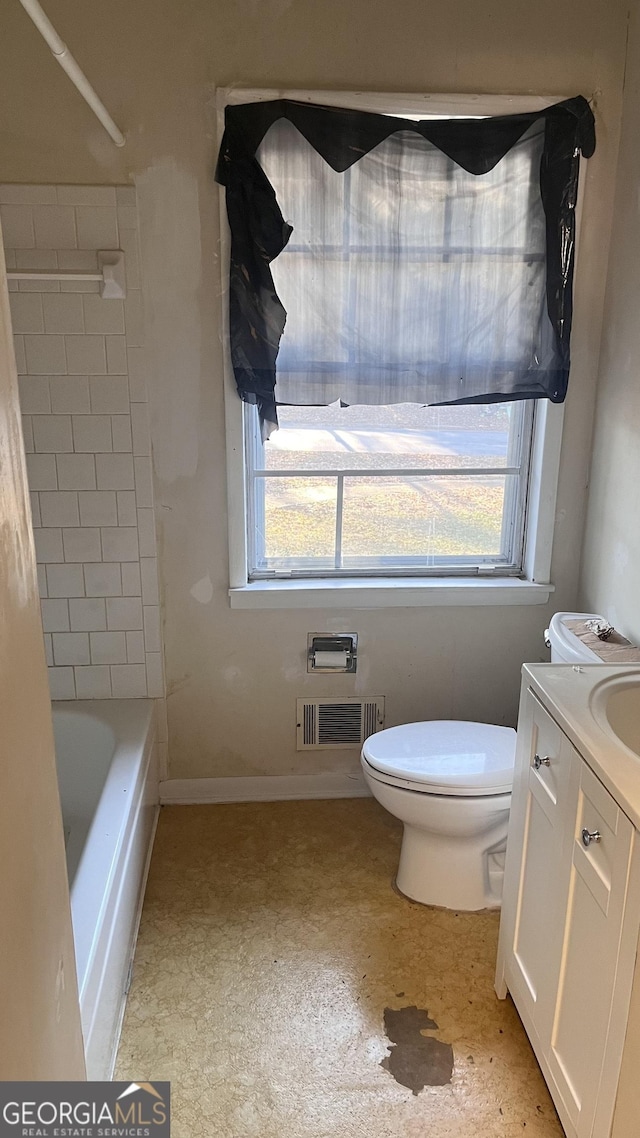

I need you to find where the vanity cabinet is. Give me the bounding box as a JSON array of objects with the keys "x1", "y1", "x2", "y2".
[{"x1": 496, "y1": 680, "x2": 640, "y2": 1138}]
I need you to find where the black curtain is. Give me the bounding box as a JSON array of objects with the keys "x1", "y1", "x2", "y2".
[{"x1": 216, "y1": 97, "x2": 595, "y2": 434}]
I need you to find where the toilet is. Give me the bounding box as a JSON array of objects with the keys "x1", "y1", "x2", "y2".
[{"x1": 361, "y1": 611, "x2": 605, "y2": 911}]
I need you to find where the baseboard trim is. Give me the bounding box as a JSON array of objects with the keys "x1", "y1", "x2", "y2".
[{"x1": 159, "y1": 771, "x2": 371, "y2": 805}]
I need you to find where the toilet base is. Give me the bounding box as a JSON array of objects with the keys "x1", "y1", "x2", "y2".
[
  {"x1": 361, "y1": 754, "x2": 512, "y2": 912},
  {"x1": 396, "y1": 822, "x2": 506, "y2": 911}
]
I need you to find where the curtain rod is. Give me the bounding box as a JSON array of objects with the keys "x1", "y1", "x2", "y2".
[{"x1": 17, "y1": 0, "x2": 125, "y2": 147}]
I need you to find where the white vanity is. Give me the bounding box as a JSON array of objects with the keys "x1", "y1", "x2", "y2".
[{"x1": 496, "y1": 663, "x2": 640, "y2": 1138}]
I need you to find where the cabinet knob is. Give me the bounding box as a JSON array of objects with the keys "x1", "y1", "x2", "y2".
[
  {"x1": 581, "y1": 828, "x2": 601, "y2": 847},
  {"x1": 533, "y1": 754, "x2": 551, "y2": 769}
]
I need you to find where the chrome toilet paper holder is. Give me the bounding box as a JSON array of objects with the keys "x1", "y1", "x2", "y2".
[{"x1": 307, "y1": 633, "x2": 358, "y2": 673}]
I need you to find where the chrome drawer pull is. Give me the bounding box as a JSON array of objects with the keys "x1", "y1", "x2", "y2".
[
  {"x1": 533, "y1": 754, "x2": 551, "y2": 770},
  {"x1": 582, "y1": 828, "x2": 601, "y2": 848}
]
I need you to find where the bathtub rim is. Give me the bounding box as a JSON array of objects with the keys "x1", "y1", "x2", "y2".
[
  {"x1": 52, "y1": 698, "x2": 158, "y2": 1078},
  {"x1": 53, "y1": 698, "x2": 155, "y2": 986}
]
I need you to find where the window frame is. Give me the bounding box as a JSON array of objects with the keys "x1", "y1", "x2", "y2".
[
  {"x1": 218, "y1": 87, "x2": 582, "y2": 609},
  {"x1": 245, "y1": 402, "x2": 535, "y2": 579}
]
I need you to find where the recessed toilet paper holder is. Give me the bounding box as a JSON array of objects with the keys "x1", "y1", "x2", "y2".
[{"x1": 308, "y1": 633, "x2": 358, "y2": 673}]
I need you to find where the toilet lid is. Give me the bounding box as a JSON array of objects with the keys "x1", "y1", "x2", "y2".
[{"x1": 362, "y1": 721, "x2": 516, "y2": 795}]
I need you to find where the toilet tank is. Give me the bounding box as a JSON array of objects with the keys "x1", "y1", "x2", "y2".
[{"x1": 546, "y1": 611, "x2": 605, "y2": 663}]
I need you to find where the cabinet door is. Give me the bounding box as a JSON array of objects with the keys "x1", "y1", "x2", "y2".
[
  {"x1": 497, "y1": 690, "x2": 574, "y2": 1038},
  {"x1": 546, "y1": 762, "x2": 634, "y2": 1138}
]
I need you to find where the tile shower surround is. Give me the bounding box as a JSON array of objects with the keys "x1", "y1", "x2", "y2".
[{"x1": 2, "y1": 185, "x2": 166, "y2": 747}]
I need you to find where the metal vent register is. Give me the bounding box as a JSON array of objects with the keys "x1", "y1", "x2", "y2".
[{"x1": 296, "y1": 697, "x2": 385, "y2": 750}]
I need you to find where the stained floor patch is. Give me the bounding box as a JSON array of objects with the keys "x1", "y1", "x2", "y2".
[{"x1": 380, "y1": 1005, "x2": 454, "y2": 1094}]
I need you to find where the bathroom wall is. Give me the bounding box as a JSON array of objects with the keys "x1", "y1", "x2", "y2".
[
  {"x1": 0, "y1": 0, "x2": 629, "y2": 783},
  {"x1": 0, "y1": 236, "x2": 85, "y2": 1078},
  {"x1": 579, "y1": 2, "x2": 640, "y2": 645},
  {"x1": 1, "y1": 185, "x2": 168, "y2": 765}
]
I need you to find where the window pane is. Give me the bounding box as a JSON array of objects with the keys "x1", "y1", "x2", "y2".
[
  {"x1": 436, "y1": 260, "x2": 546, "y2": 367},
  {"x1": 273, "y1": 255, "x2": 350, "y2": 365},
  {"x1": 264, "y1": 403, "x2": 516, "y2": 473},
  {"x1": 448, "y1": 125, "x2": 545, "y2": 250},
  {"x1": 348, "y1": 131, "x2": 449, "y2": 247},
  {"x1": 259, "y1": 119, "x2": 346, "y2": 246},
  {"x1": 261, "y1": 477, "x2": 336, "y2": 567},
  {"x1": 352, "y1": 260, "x2": 447, "y2": 369},
  {"x1": 340, "y1": 475, "x2": 509, "y2": 563}
]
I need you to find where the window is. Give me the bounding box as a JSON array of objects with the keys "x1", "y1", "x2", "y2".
[
  {"x1": 219, "y1": 90, "x2": 586, "y2": 603},
  {"x1": 246, "y1": 401, "x2": 533, "y2": 578}
]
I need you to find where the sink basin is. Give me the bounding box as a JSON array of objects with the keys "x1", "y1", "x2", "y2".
[{"x1": 590, "y1": 676, "x2": 640, "y2": 758}]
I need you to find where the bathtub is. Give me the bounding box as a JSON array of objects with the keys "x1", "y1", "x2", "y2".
[{"x1": 53, "y1": 699, "x2": 159, "y2": 1079}]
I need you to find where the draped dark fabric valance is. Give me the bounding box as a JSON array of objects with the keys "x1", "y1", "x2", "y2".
[{"x1": 216, "y1": 97, "x2": 595, "y2": 434}]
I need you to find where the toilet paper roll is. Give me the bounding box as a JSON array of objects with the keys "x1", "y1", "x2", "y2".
[{"x1": 314, "y1": 650, "x2": 349, "y2": 669}]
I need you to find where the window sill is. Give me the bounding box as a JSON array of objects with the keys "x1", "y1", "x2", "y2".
[{"x1": 228, "y1": 576, "x2": 554, "y2": 610}]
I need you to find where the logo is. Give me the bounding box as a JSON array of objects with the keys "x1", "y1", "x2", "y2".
[{"x1": 0, "y1": 1082, "x2": 170, "y2": 1137}]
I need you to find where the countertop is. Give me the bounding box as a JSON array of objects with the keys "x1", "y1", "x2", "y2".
[{"x1": 523, "y1": 663, "x2": 640, "y2": 829}]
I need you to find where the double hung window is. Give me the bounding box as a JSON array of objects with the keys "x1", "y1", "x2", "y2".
[{"x1": 246, "y1": 401, "x2": 533, "y2": 578}]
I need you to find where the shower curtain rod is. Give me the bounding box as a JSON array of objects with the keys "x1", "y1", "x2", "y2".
[{"x1": 17, "y1": 0, "x2": 125, "y2": 147}]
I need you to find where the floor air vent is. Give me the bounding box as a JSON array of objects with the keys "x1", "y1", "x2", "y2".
[{"x1": 296, "y1": 697, "x2": 385, "y2": 750}]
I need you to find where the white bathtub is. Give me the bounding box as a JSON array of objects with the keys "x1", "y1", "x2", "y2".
[{"x1": 53, "y1": 699, "x2": 159, "y2": 1079}]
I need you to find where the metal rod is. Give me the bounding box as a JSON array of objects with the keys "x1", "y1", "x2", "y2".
[{"x1": 17, "y1": 0, "x2": 125, "y2": 147}]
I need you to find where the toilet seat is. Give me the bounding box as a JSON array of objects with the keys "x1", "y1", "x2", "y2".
[{"x1": 362, "y1": 720, "x2": 516, "y2": 796}]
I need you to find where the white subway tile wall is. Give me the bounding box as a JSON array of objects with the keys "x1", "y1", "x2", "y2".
[{"x1": 3, "y1": 184, "x2": 164, "y2": 702}]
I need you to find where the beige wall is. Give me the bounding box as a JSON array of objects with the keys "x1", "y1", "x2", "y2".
[
  {"x1": 0, "y1": 0, "x2": 628, "y2": 780},
  {"x1": 0, "y1": 240, "x2": 85, "y2": 1077},
  {"x1": 580, "y1": 3, "x2": 640, "y2": 644}
]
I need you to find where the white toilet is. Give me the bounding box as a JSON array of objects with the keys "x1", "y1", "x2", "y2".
[{"x1": 361, "y1": 611, "x2": 604, "y2": 911}]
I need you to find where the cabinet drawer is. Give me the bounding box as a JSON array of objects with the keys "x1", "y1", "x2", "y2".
[{"x1": 528, "y1": 694, "x2": 564, "y2": 820}]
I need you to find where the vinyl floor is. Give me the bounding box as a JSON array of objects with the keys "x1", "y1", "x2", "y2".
[{"x1": 116, "y1": 799, "x2": 562, "y2": 1138}]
